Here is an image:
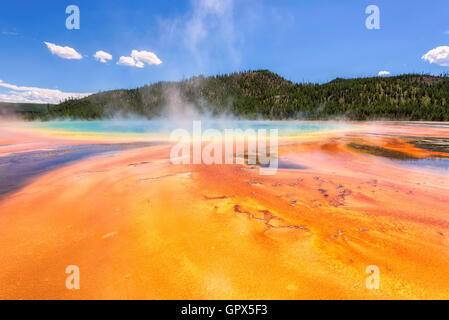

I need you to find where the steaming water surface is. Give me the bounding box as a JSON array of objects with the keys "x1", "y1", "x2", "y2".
[
  {"x1": 24, "y1": 121, "x2": 449, "y2": 175},
  {"x1": 32, "y1": 120, "x2": 347, "y2": 136}
]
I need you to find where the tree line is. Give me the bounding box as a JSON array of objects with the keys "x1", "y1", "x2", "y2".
[{"x1": 16, "y1": 70, "x2": 449, "y2": 121}]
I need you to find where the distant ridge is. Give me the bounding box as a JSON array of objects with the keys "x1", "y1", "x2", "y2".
[
  {"x1": 0, "y1": 102, "x2": 50, "y2": 118},
  {"x1": 3, "y1": 70, "x2": 449, "y2": 121}
]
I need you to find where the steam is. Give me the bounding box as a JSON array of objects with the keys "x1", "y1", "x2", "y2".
[
  {"x1": 162, "y1": 86, "x2": 202, "y2": 120},
  {"x1": 158, "y1": 0, "x2": 242, "y2": 72}
]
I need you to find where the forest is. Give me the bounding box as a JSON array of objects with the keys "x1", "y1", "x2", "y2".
[{"x1": 4, "y1": 70, "x2": 449, "y2": 121}]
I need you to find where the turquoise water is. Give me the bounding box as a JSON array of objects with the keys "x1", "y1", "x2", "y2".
[{"x1": 33, "y1": 120, "x2": 346, "y2": 136}]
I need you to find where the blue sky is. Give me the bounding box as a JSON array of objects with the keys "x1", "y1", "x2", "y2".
[{"x1": 1, "y1": 0, "x2": 449, "y2": 103}]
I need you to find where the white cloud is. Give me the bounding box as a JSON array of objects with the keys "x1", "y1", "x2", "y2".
[
  {"x1": 44, "y1": 41, "x2": 82, "y2": 60},
  {"x1": 421, "y1": 46, "x2": 449, "y2": 66},
  {"x1": 0, "y1": 80, "x2": 92, "y2": 104},
  {"x1": 131, "y1": 50, "x2": 162, "y2": 65},
  {"x1": 117, "y1": 56, "x2": 143, "y2": 68},
  {"x1": 94, "y1": 50, "x2": 112, "y2": 63},
  {"x1": 445, "y1": 31, "x2": 449, "y2": 35},
  {"x1": 117, "y1": 51, "x2": 162, "y2": 68},
  {"x1": 378, "y1": 70, "x2": 390, "y2": 76}
]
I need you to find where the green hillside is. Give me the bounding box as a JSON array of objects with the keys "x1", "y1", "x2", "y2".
[
  {"x1": 5, "y1": 70, "x2": 449, "y2": 121},
  {"x1": 0, "y1": 102, "x2": 51, "y2": 119}
]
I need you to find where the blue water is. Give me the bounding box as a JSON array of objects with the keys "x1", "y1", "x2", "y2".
[
  {"x1": 398, "y1": 158, "x2": 449, "y2": 173},
  {"x1": 33, "y1": 120, "x2": 346, "y2": 136},
  {"x1": 0, "y1": 142, "x2": 157, "y2": 198}
]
